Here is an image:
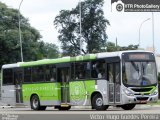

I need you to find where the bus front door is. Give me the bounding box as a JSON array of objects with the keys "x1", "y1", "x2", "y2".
[
  {"x1": 57, "y1": 67, "x2": 70, "y2": 104},
  {"x1": 14, "y1": 68, "x2": 23, "y2": 104},
  {"x1": 107, "y1": 62, "x2": 121, "y2": 104}
]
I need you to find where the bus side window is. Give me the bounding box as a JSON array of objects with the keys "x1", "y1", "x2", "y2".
[
  {"x1": 32, "y1": 66, "x2": 45, "y2": 82},
  {"x1": 24, "y1": 67, "x2": 31, "y2": 83},
  {"x1": 75, "y1": 63, "x2": 81, "y2": 79},
  {"x1": 3, "y1": 68, "x2": 13, "y2": 85},
  {"x1": 45, "y1": 65, "x2": 56, "y2": 82},
  {"x1": 71, "y1": 63, "x2": 75, "y2": 80},
  {"x1": 38, "y1": 66, "x2": 45, "y2": 82},
  {"x1": 75, "y1": 62, "x2": 88, "y2": 79},
  {"x1": 91, "y1": 60, "x2": 105, "y2": 78},
  {"x1": 50, "y1": 67, "x2": 56, "y2": 82},
  {"x1": 57, "y1": 69, "x2": 62, "y2": 82},
  {"x1": 32, "y1": 67, "x2": 38, "y2": 82},
  {"x1": 85, "y1": 62, "x2": 91, "y2": 78},
  {"x1": 13, "y1": 68, "x2": 23, "y2": 85},
  {"x1": 91, "y1": 61, "x2": 98, "y2": 78}
]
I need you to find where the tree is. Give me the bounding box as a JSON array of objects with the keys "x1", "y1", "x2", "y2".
[
  {"x1": 120, "y1": 44, "x2": 139, "y2": 51},
  {"x1": 106, "y1": 42, "x2": 119, "y2": 52},
  {"x1": 39, "y1": 42, "x2": 59, "y2": 59},
  {"x1": 0, "y1": 2, "x2": 59, "y2": 67},
  {"x1": 105, "y1": 41, "x2": 138, "y2": 52},
  {"x1": 54, "y1": 10, "x2": 79, "y2": 56},
  {"x1": 54, "y1": 0, "x2": 109, "y2": 56}
]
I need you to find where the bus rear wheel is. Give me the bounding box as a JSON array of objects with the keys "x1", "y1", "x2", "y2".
[
  {"x1": 92, "y1": 94, "x2": 108, "y2": 111},
  {"x1": 30, "y1": 95, "x2": 46, "y2": 110},
  {"x1": 121, "y1": 104, "x2": 136, "y2": 110}
]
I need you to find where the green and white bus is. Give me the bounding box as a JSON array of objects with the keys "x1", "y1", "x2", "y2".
[{"x1": 1, "y1": 50, "x2": 158, "y2": 110}]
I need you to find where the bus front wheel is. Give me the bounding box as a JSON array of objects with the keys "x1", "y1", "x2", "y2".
[
  {"x1": 92, "y1": 94, "x2": 108, "y2": 111},
  {"x1": 121, "y1": 104, "x2": 136, "y2": 110},
  {"x1": 30, "y1": 95, "x2": 46, "y2": 110}
]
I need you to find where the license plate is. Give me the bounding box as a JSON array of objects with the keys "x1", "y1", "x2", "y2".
[{"x1": 139, "y1": 100, "x2": 147, "y2": 103}]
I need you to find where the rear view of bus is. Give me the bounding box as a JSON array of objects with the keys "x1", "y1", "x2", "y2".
[{"x1": 121, "y1": 52, "x2": 158, "y2": 110}]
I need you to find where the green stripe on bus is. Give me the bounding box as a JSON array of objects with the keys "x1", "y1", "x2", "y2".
[
  {"x1": 19, "y1": 54, "x2": 96, "y2": 67},
  {"x1": 140, "y1": 86, "x2": 157, "y2": 95}
]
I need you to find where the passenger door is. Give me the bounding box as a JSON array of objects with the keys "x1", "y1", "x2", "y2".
[
  {"x1": 57, "y1": 64, "x2": 70, "y2": 104},
  {"x1": 106, "y1": 57, "x2": 121, "y2": 104},
  {"x1": 14, "y1": 68, "x2": 23, "y2": 103}
]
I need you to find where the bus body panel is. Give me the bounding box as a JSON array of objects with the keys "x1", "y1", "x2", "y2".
[
  {"x1": 1, "y1": 85, "x2": 16, "y2": 105},
  {"x1": 69, "y1": 80, "x2": 109, "y2": 106},
  {"x1": 69, "y1": 80, "x2": 96, "y2": 105},
  {"x1": 96, "y1": 80, "x2": 109, "y2": 105},
  {"x1": 22, "y1": 83, "x2": 61, "y2": 106}
]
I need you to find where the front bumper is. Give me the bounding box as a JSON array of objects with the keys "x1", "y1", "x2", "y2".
[{"x1": 122, "y1": 93, "x2": 158, "y2": 104}]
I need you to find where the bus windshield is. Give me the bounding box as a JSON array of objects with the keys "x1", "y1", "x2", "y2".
[{"x1": 122, "y1": 61, "x2": 157, "y2": 86}]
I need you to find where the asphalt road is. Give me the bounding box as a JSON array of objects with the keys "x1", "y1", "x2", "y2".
[{"x1": 0, "y1": 105, "x2": 160, "y2": 120}]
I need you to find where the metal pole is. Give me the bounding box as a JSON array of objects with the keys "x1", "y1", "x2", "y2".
[
  {"x1": 18, "y1": 0, "x2": 24, "y2": 62},
  {"x1": 152, "y1": 12, "x2": 155, "y2": 53},
  {"x1": 138, "y1": 18, "x2": 150, "y2": 48},
  {"x1": 79, "y1": 0, "x2": 82, "y2": 54},
  {"x1": 116, "y1": 37, "x2": 117, "y2": 51}
]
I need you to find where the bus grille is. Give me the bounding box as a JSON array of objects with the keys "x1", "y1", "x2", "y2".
[
  {"x1": 134, "y1": 93, "x2": 150, "y2": 95},
  {"x1": 131, "y1": 88, "x2": 152, "y2": 92},
  {"x1": 136, "y1": 97, "x2": 149, "y2": 101}
]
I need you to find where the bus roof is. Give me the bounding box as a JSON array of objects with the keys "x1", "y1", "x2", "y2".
[
  {"x1": 97, "y1": 50, "x2": 149, "y2": 59},
  {"x1": 2, "y1": 50, "x2": 152, "y2": 69},
  {"x1": 2, "y1": 63, "x2": 20, "y2": 69},
  {"x1": 2, "y1": 54, "x2": 96, "y2": 68}
]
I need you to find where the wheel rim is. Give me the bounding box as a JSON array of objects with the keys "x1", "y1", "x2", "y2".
[
  {"x1": 33, "y1": 98, "x2": 38, "y2": 108},
  {"x1": 96, "y1": 98, "x2": 103, "y2": 107}
]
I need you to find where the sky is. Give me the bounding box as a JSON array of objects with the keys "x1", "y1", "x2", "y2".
[{"x1": 1, "y1": 0, "x2": 160, "y2": 54}]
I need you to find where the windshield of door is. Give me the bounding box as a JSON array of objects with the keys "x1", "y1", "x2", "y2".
[{"x1": 122, "y1": 52, "x2": 157, "y2": 87}]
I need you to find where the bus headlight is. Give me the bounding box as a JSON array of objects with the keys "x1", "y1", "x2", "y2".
[
  {"x1": 149, "y1": 89, "x2": 158, "y2": 96},
  {"x1": 123, "y1": 88, "x2": 134, "y2": 96}
]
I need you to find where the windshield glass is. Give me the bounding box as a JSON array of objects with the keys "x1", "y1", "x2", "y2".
[{"x1": 123, "y1": 61, "x2": 157, "y2": 86}]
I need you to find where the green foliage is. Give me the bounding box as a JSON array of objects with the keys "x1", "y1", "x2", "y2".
[
  {"x1": 54, "y1": 10, "x2": 79, "y2": 56},
  {"x1": 0, "y1": 2, "x2": 59, "y2": 67},
  {"x1": 106, "y1": 42, "x2": 118, "y2": 52},
  {"x1": 120, "y1": 44, "x2": 139, "y2": 51},
  {"x1": 106, "y1": 41, "x2": 138, "y2": 52},
  {"x1": 54, "y1": 0, "x2": 109, "y2": 56},
  {"x1": 39, "y1": 42, "x2": 59, "y2": 59}
]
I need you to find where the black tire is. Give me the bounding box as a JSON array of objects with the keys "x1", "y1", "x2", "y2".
[
  {"x1": 92, "y1": 94, "x2": 109, "y2": 111},
  {"x1": 121, "y1": 104, "x2": 136, "y2": 110},
  {"x1": 57, "y1": 106, "x2": 71, "y2": 111},
  {"x1": 30, "y1": 95, "x2": 46, "y2": 110}
]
